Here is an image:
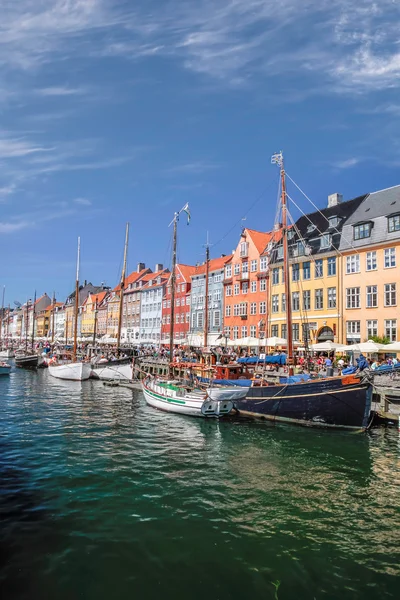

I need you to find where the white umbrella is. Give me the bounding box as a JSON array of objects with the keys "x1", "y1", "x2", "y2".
[
  {"x1": 311, "y1": 341, "x2": 345, "y2": 352},
  {"x1": 236, "y1": 336, "x2": 262, "y2": 346},
  {"x1": 346, "y1": 340, "x2": 386, "y2": 353},
  {"x1": 380, "y1": 341, "x2": 400, "y2": 351},
  {"x1": 265, "y1": 336, "x2": 287, "y2": 346}
]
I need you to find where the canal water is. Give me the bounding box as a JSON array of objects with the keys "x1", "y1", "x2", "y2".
[{"x1": 1, "y1": 369, "x2": 399, "y2": 600}]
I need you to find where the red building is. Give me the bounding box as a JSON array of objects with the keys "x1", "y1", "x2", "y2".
[{"x1": 161, "y1": 264, "x2": 196, "y2": 344}]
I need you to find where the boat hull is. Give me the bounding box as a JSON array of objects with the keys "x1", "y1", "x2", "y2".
[
  {"x1": 0, "y1": 349, "x2": 14, "y2": 359},
  {"x1": 234, "y1": 377, "x2": 372, "y2": 431},
  {"x1": 48, "y1": 362, "x2": 91, "y2": 381},
  {"x1": 90, "y1": 363, "x2": 132, "y2": 381},
  {"x1": 207, "y1": 386, "x2": 249, "y2": 401},
  {"x1": 15, "y1": 354, "x2": 39, "y2": 369},
  {"x1": 0, "y1": 364, "x2": 11, "y2": 376}
]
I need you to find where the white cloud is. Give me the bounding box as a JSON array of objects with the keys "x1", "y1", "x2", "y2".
[
  {"x1": 0, "y1": 136, "x2": 54, "y2": 158},
  {"x1": 165, "y1": 161, "x2": 219, "y2": 175},
  {"x1": 332, "y1": 157, "x2": 362, "y2": 169},
  {"x1": 0, "y1": 220, "x2": 30, "y2": 233},
  {"x1": 35, "y1": 86, "x2": 88, "y2": 96},
  {"x1": 73, "y1": 197, "x2": 92, "y2": 205}
]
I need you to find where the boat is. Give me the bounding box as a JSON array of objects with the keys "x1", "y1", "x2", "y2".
[
  {"x1": 49, "y1": 237, "x2": 90, "y2": 382},
  {"x1": 0, "y1": 348, "x2": 14, "y2": 359},
  {"x1": 229, "y1": 153, "x2": 372, "y2": 431},
  {"x1": 0, "y1": 361, "x2": 11, "y2": 376},
  {"x1": 142, "y1": 376, "x2": 244, "y2": 417},
  {"x1": 142, "y1": 205, "x2": 246, "y2": 417},
  {"x1": 15, "y1": 352, "x2": 39, "y2": 369},
  {"x1": 15, "y1": 293, "x2": 40, "y2": 370}
]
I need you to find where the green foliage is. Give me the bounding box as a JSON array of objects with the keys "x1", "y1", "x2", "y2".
[{"x1": 370, "y1": 335, "x2": 391, "y2": 345}]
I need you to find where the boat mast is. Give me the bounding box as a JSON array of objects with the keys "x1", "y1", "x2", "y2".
[
  {"x1": 31, "y1": 290, "x2": 36, "y2": 351},
  {"x1": 169, "y1": 213, "x2": 178, "y2": 369},
  {"x1": 73, "y1": 237, "x2": 81, "y2": 362},
  {"x1": 7, "y1": 303, "x2": 10, "y2": 345},
  {"x1": 204, "y1": 235, "x2": 210, "y2": 349},
  {"x1": 0, "y1": 285, "x2": 4, "y2": 347},
  {"x1": 25, "y1": 299, "x2": 29, "y2": 352},
  {"x1": 51, "y1": 291, "x2": 55, "y2": 344},
  {"x1": 117, "y1": 223, "x2": 129, "y2": 354},
  {"x1": 93, "y1": 300, "x2": 98, "y2": 347},
  {"x1": 278, "y1": 153, "x2": 294, "y2": 362}
]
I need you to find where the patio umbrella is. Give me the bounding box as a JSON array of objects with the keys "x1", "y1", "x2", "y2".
[
  {"x1": 265, "y1": 336, "x2": 287, "y2": 346},
  {"x1": 310, "y1": 341, "x2": 345, "y2": 352},
  {"x1": 347, "y1": 340, "x2": 386, "y2": 353},
  {"x1": 379, "y1": 341, "x2": 400, "y2": 351}
]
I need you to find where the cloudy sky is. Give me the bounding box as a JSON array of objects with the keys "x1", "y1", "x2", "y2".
[{"x1": 1, "y1": 0, "x2": 399, "y2": 301}]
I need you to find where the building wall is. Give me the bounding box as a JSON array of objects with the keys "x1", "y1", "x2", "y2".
[
  {"x1": 140, "y1": 282, "x2": 164, "y2": 344},
  {"x1": 161, "y1": 267, "x2": 193, "y2": 343},
  {"x1": 190, "y1": 267, "x2": 224, "y2": 336}
]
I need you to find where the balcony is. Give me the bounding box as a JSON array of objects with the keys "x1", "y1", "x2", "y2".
[{"x1": 239, "y1": 272, "x2": 249, "y2": 281}]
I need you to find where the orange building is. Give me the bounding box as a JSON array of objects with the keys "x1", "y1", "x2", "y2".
[
  {"x1": 161, "y1": 264, "x2": 196, "y2": 344},
  {"x1": 223, "y1": 228, "x2": 277, "y2": 341}
]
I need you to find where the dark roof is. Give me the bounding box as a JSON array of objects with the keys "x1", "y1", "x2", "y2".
[{"x1": 271, "y1": 194, "x2": 368, "y2": 261}]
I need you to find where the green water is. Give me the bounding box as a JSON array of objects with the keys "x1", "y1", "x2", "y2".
[{"x1": 1, "y1": 369, "x2": 399, "y2": 599}]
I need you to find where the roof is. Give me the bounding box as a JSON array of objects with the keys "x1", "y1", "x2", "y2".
[
  {"x1": 191, "y1": 255, "x2": 232, "y2": 277},
  {"x1": 344, "y1": 185, "x2": 400, "y2": 224},
  {"x1": 246, "y1": 229, "x2": 275, "y2": 254},
  {"x1": 113, "y1": 267, "x2": 152, "y2": 292},
  {"x1": 177, "y1": 264, "x2": 197, "y2": 282},
  {"x1": 83, "y1": 291, "x2": 108, "y2": 306},
  {"x1": 142, "y1": 269, "x2": 170, "y2": 290}
]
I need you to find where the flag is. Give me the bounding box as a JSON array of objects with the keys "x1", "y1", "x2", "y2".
[
  {"x1": 182, "y1": 202, "x2": 191, "y2": 225},
  {"x1": 271, "y1": 152, "x2": 283, "y2": 166}
]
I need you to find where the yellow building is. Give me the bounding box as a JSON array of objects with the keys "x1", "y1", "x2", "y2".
[
  {"x1": 81, "y1": 292, "x2": 108, "y2": 337},
  {"x1": 106, "y1": 291, "x2": 120, "y2": 337},
  {"x1": 339, "y1": 186, "x2": 400, "y2": 343},
  {"x1": 36, "y1": 307, "x2": 52, "y2": 338}
]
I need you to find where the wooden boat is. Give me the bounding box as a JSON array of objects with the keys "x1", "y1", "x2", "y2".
[
  {"x1": 15, "y1": 352, "x2": 39, "y2": 369},
  {"x1": 90, "y1": 361, "x2": 132, "y2": 381}
]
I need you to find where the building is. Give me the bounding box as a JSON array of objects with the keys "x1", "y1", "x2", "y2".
[
  {"x1": 121, "y1": 264, "x2": 152, "y2": 344},
  {"x1": 140, "y1": 269, "x2": 169, "y2": 345},
  {"x1": 52, "y1": 304, "x2": 66, "y2": 340},
  {"x1": 105, "y1": 291, "x2": 121, "y2": 338},
  {"x1": 65, "y1": 282, "x2": 108, "y2": 342},
  {"x1": 268, "y1": 192, "x2": 366, "y2": 345},
  {"x1": 189, "y1": 255, "x2": 232, "y2": 345},
  {"x1": 81, "y1": 291, "x2": 108, "y2": 338},
  {"x1": 161, "y1": 264, "x2": 196, "y2": 344},
  {"x1": 223, "y1": 228, "x2": 278, "y2": 341},
  {"x1": 36, "y1": 306, "x2": 53, "y2": 338},
  {"x1": 339, "y1": 185, "x2": 400, "y2": 343}
]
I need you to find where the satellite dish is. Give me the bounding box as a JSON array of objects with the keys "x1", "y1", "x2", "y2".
[{"x1": 14, "y1": 301, "x2": 22, "y2": 308}]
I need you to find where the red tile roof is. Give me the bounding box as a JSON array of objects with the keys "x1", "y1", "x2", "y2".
[
  {"x1": 190, "y1": 255, "x2": 232, "y2": 276},
  {"x1": 260, "y1": 228, "x2": 284, "y2": 256},
  {"x1": 246, "y1": 229, "x2": 275, "y2": 254},
  {"x1": 82, "y1": 291, "x2": 108, "y2": 306}
]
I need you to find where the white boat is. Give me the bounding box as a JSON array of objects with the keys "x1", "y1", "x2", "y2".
[
  {"x1": 142, "y1": 376, "x2": 241, "y2": 417},
  {"x1": 90, "y1": 362, "x2": 132, "y2": 381},
  {"x1": 206, "y1": 386, "x2": 249, "y2": 401},
  {"x1": 0, "y1": 362, "x2": 11, "y2": 376},
  {"x1": 48, "y1": 362, "x2": 91, "y2": 381},
  {"x1": 0, "y1": 349, "x2": 14, "y2": 359}
]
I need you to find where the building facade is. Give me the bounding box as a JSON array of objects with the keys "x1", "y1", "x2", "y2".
[
  {"x1": 189, "y1": 255, "x2": 231, "y2": 345},
  {"x1": 223, "y1": 228, "x2": 276, "y2": 341},
  {"x1": 268, "y1": 193, "x2": 366, "y2": 345},
  {"x1": 161, "y1": 264, "x2": 196, "y2": 344},
  {"x1": 81, "y1": 291, "x2": 108, "y2": 338},
  {"x1": 121, "y1": 264, "x2": 152, "y2": 344},
  {"x1": 340, "y1": 185, "x2": 400, "y2": 343},
  {"x1": 140, "y1": 270, "x2": 169, "y2": 344}
]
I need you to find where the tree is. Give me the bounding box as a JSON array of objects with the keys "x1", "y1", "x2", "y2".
[{"x1": 370, "y1": 335, "x2": 390, "y2": 345}]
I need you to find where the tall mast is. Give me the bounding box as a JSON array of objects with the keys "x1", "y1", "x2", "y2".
[
  {"x1": 73, "y1": 237, "x2": 81, "y2": 361},
  {"x1": 278, "y1": 152, "x2": 294, "y2": 362},
  {"x1": 51, "y1": 291, "x2": 55, "y2": 343},
  {"x1": 7, "y1": 303, "x2": 10, "y2": 343},
  {"x1": 31, "y1": 290, "x2": 37, "y2": 351},
  {"x1": 25, "y1": 299, "x2": 29, "y2": 352},
  {"x1": 0, "y1": 285, "x2": 4, "y2": 346},
  {"x1": 117, "y1": 222, "x2": 129, "y2": 354},
  {"x1": 93, "y1": 300, "x2": 98, "y2": 347},
  {"x1": 169, "y1": 213, "x2": 178, "y2": 367},
  {"x1": 204, "y1": 235, "x2": 210, "y2": 348}
]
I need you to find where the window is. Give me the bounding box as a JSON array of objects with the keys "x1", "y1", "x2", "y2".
[
  {"x1": 233, "y1": 326, "x2": 239, "y2": 340},
  {"x1": 353, "y1": 223, "x2": 371, "y2": 240},
  {"x1": 162, "y1": 300, "x2": 166, "y2": 308},
  {"x1": 281, "y1": 324, "x2": 287, "y2": 339},
  {"x1": 239, "y1": 303, "x2": 248, "y2": 316},
  {"x1": 240, "y1": 326, "x2": 247, "y2": 338},
  {"x1": 214, "y1": 311, "x2": 220, "y2": 328},
  {"x1": 214, "y1": 273, "x2": 222, "y2": 283},
  {"x1": 367, "y1": 320, "x2": 378, "y2": 338},
  {"x1": 259, "y1": 301, "x2": 266, "y2": 314},
  {"x1": 384, "y1": 248, "x2": 396, "y2": 268},
  {"x1": 272, "y1": 268, "x2": 280, "y2": 285},
  {"x1": 240, "y1": 241, "x2": 249, "y2": 257},
  {"x1": 292, "y1": 264, "x2": 300, "y2": 282},
  {"x1": 250, "y1": 302, "x2": 257, "y2": 315},
  {"x1": 225, "y1": 305, "x2": 231, "y2": 317},
  {"x1": 233, "y1": 263, "x2": 240, "y2": 275},
  {"x1": 366, "y1": 251, "x2": 377, "y2": 271},
  {"x1": 315, "y1": 289, "x2": 323, "y2": 309},
  {"x1": 186, "y1": 297, "x2": 190, "y2": 305},
  {"x1": 303, "y1": 290, "x2": 311, "y2": 311},
  {"x1": 260, "y1": 257, "x2": 268, "y2": 271},
  {"x1": 242, "y1": 282, "x2": 248, "y2": 294},
  {"x1": 176, "y1": 315, "x2": 180, "y2": 324},
  {"x1": 292, "y1": 323, "x2": 300, "y2": 341},
  {"x1": 303, "y1": 262, "x2": 311, "y2": 280},
  {"x1": 225, "y1": 265, "x2": 232, "y2": 278},
  {"x1": 329, "y1": 216, "x2": 339, "y2": 228},
  {"x1": 272, "y1": 295, "x2": 279, "y2": 313},
  {"x1": 388, "y1": 215, "x2": 400, "y2": 233},
  {"x1": 271, "y1": 325, "x2": 279, "y2": 337},
  {"x1": 257, "y1": 279, "x2": 265, "y2": 292},
  {"x1": 234, "y1": 284, "x2": 240, "y2": 295},
  {"x1": 292, "y1": 292, "x2": 300, "y2": 311},
  {"x1": 251, "y1": 281, "x2": 257, "y2": 293},
  {"x1": 176, "y1": 298, "x2": 180, "y2": 307},
  {"x1": 233, "y1": 304, "x2": 240, "y2": 316},
  {"x1": 297, "y1": 241, "x2": 305, "y2": 256},
  {"x1": 327, "y1": 257, "x2": 336, "y2": 276},
  {"x1": 385, "y1": 319, "x2": 397, "y2": 342},
  {"x1": 250, "y1": 259, "x2": 257, "y2": 272},
  {"x1": 315, "y1": 259, "x2": 323, "y2": 278},
  {"x1": 346, "y1": 255, "x2": 360, "y2": 274},
  {"x1": 302, "y1": 323, "x2": 310, "y2": 342},
  {"x1": 226, "y1": 285, "x2": 232, "y2": 297},
  {"x1": 328, "y1": 287, "x2": 337, "y2": 309},
  {"x1": 250, "y1": 325, "x2": 256, "y2": 337},
  {"x1": 347, "y1": 320, "x2": 360, "y2": 334},
  {"x1": 281, "y1": 294, "x2": 286, "y2": 312},
  {"x1": 384, "y1": 283, "x2": 396, "y2": 306},
  {"x1": 366, "y1": 285, "x2": 378, "y2": 308},
  {"x1": 197, "y1": 312, "x2": 204, "y2": 328},
  {"x1": 167, "y1": 300, "x2": 171, "y2": 308},
  {"x1": 320, "y1": 234, "x2": 331, "y2": 249},
  {"x1": 346, "y1": 287, "x2": 361, "y2": 309},
  {"x1": 213, "y1": 289, "x2": 221, "y2": 301}
]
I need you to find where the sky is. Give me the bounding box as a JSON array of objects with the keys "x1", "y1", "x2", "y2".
[{"x1": 1, "y1": 0, "x2": 400, "y2": 304}]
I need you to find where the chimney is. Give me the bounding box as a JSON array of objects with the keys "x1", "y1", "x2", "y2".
[
  {"x1": 137, "y1": 262, "x2": 145, "y2": 273},
  {"x1": 274, "y1": 223, "x2": 281, "y2": 231},
  {"x1": 221, "y1": 254, "x2": 226, "y2": 257},
  {"x1": 84, "y1": 279, "x2": 87, "y2": 286},
  {"x1": 328, "y1": 193, "x2": 343, "y2": 208},
  {"x1": 155, "y1": 263, "x2": 163, "y2": 272}
]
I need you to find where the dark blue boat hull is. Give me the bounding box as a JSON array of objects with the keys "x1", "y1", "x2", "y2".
[{"x1": 234, "y1": 377, "x2": 372, "y2": 431}]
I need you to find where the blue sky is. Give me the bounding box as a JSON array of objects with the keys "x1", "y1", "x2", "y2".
[{"x1": 1, "y1": 0, "x2": 400, "y2": 304}]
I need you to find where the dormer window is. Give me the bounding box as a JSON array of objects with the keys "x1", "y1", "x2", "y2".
[
  {"x1": 307, "y1": 223, "x2": 316, "y2": 234},
  {"x1": 277, "y1": 246, "x2": 283, "y2": 259},
  {"x1": 320, "y1": 234, "x2": 331, "y2": 249},
  {"x1": 157, "y1": 276, "x2": 161, "y2": 284},
  {"x1": 388, "y1": 214, "x2": 400, "y2": 233},
  {"x1": 287, "y1": 230, "x2": 295, "y2": 240},
  {"x1": 353, "y1": 222, "x2": 372, "y2": 240},
  {"x1": 329, "y1": 216, "x2": 340, "y2": 228},
  {"x1": 297, "y1": 241, "x2": 305, "y2": 256}
]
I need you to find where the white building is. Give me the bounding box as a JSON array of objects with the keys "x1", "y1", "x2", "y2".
[{"x1": 140, "y1": 271, "x2": 169, "y2": 345}]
